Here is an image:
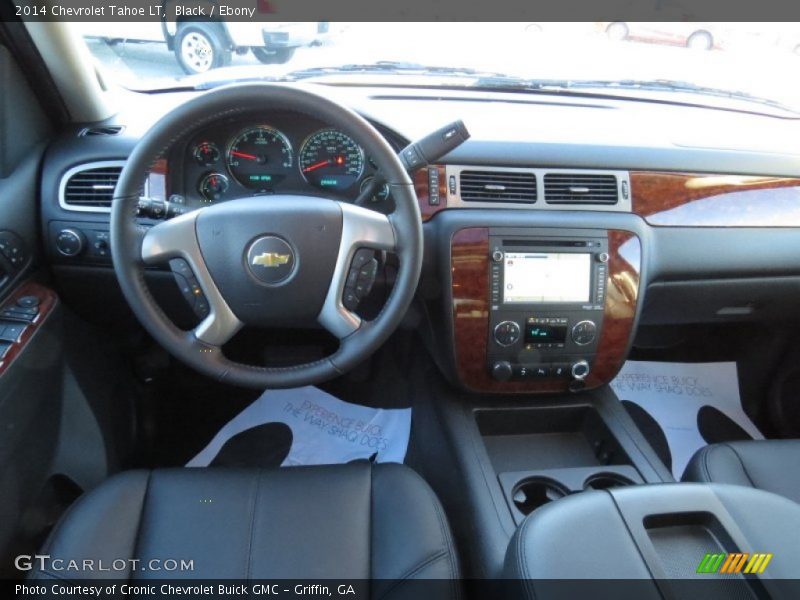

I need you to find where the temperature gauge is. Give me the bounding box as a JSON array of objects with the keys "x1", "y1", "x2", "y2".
[
  {"x1": 198, "y1": 173, "x2": 229, "y2": 203},
  {"x1": 193, "y1": 142, "x2": 221, "y2": 166}
]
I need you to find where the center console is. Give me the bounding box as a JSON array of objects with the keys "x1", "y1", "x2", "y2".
[
  {"x1": 505, "y1": 482, "x2": 800, "y2": 596},
  {"x1": 450, "y1": 226, "x2": 641, "y2": 394}
]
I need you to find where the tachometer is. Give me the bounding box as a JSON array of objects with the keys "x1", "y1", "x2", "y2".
[
  {"x1": 299, "y1": 129, "x2": 365, "y2": 191},
  {"x1": 226, "y1": 126, "x2": 293, "y2": 190}
]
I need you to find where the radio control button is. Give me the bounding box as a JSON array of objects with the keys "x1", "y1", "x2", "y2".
[
  {"x1": 491, "y1": 250, "x2": 504, "y2": 263},
  {"x1": 571, "y1": 360, "x2": 590, "y2": 380},
  {"x1": 597, "y1": 252, "x2": 610, "y2": 263},
  {"x1": 571, "y1": 320, "x2": 597, "y2": 346},
  {"x1": 533, "y1": 366, "x2": 550, "y2": 378},
  {"x1": 492, "y1": 361, "x2": 513, "y2": 381},
  {"x1": 514, "y1": 365, "x2": 531, "y2": 379},
  {"x1": 494, "y1": 320, "x2": 520, "y2": 346},
  {"x1": 552, "y1": 364, "x2": 569, "y2": 378}
]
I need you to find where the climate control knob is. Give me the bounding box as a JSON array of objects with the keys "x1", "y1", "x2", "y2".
[
  {"x1": 571, "y1": 320, "x2": 597, "y2": 346},
  {"x1": 55, "y1": 228, "x2": 86, "y2": 257},
  {"x1": 571, "y1": 360, "x2": 590, "y2": 380},
  {"x1": 494, "y1": 320, "x2": 521, "y2": 346},
  {"x1": 492, "y1": 361, "x2": 514, "y2": 382}
]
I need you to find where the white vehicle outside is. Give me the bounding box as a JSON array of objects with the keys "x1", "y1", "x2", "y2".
[{"x1": 75, "y1": 21, "x2": 323, "y2": 74}]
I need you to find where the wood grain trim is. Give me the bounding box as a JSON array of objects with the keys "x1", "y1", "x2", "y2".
[
  {"x1": 450, "y1": 228, "x2": 641, "y2": 393},
  {"x1": 149, "y1": 158, "x2": 169, "y2": 199},
  {"x1": 585, "y1": 232, "x2": 640, "y2": 387},
  {"x1": 0, "y1": 282, "x2": 58, "y2": 378},
  {"x1": 631, "y1": 171, "x2": 800, "y2": 227},
  {"x1": 413, "y1": 165, "x2": 447, "y2": 222}
]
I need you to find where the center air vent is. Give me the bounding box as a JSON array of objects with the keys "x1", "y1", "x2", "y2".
[
  {"x1": 544, "y1": 173, "x2": 618, "y2": 205},
  {"x1": 460, "y1": 170, "x2": 537, "y2": 203},
  {"x1": 61, "y1": 163, "x2": 123, "y2": 210}
]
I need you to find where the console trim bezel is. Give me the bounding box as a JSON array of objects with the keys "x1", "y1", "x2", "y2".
[{"x1": 450, "y1": 226, "x2": 641, "y2": 393}]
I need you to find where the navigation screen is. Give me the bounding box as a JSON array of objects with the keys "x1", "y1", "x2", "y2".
[{"x1": 503, "y1": 252, "x2": 591, "y2": 303}]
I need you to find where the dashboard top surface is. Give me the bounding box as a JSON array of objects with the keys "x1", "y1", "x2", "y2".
[{"x1": 53, "y1": 84, "x2": 800, "y2": 178}]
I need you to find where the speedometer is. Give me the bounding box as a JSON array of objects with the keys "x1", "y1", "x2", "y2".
[
  {"x1": 299, "y1": 129, "x2": 365, "y2": 191},
  {"x1": 226, "y1": 126, "x2": 293, "y2": 191}
]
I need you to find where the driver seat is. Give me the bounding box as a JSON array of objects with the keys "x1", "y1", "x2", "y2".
[{"x1": 30, "y1": 463, "x2": 460, "y2": 587}]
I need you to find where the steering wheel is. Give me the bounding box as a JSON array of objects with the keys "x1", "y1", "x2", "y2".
[{"x1": 110, "y1": 84, "x2": 423, "y2": 389}]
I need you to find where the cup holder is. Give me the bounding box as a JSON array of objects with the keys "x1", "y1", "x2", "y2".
[
  {"x1": 583, "y1": 472, "x2": 634, "y2": 490},
  {"x1": 511, "y1": 477, "x2": 570, "y2": 515}
]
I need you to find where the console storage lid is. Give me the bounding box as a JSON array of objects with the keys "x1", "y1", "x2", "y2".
[{"x1": 505, "y1": 483, "x2": 800, "y2": 598}]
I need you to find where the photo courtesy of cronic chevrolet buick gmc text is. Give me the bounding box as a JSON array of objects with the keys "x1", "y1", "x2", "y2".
[{"x1": 2, "y1": 10, "x2": 800, "y2": 600}]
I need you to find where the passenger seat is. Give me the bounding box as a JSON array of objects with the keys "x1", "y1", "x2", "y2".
[{"x1": 683, "y1": 440, "x2": 800, "y2": 504}]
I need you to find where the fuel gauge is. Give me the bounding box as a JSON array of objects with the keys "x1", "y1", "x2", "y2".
[
  {"x1": 359, "y1": 176, "x2": 390, "y2": 203},
  {"x1": 198, "y1": 173, "x2": 229, "y2": 203},
  {"x1": 193, "y1": 142, "x2": 221, "y2": 166}
]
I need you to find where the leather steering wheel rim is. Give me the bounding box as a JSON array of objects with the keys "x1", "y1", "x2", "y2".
[{"x1": 110, "y1": 83, "x2": 423, "y2": 389}]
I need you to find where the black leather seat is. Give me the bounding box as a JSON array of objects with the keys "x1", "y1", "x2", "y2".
[
  {"x1": 683, "y1": 440, "x2": 800, "y2": 504},
  {"x1": 31, "y1": 463, "x2": 460, "y2": 587}
]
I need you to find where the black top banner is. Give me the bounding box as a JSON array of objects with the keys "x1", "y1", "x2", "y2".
[{"x1": 7, "y1": 0, "x2": 800, "y2": 22}]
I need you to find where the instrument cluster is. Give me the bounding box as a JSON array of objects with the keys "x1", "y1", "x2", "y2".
[{"x1": 170, "y1": 112, "x2": 393, "y2": 210}]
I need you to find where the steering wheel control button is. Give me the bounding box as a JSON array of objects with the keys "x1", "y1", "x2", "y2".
[
  {"x1": 342, "y1": 289, "x2": 360, "y2": 312},
  {"x1": 571, "y1": 320, "x2": 597, "y2": 346},
  {"x1": 194, "y1": 297, "x2": 210, "y2": 319},
  {"x1": 494, "y1": 320, "x2": 521, "y2": 346},
  {"x1": 169, "y1": 259, "x2": 210, "y2": 319},
  {"x1": 342, "y1": 249, "x2": 379, "y2": 311},
  {"x1": 350, "y1": 248, "x2": 373, "y2": 270},
  {"x1": 169, "y1": 258, "x2": 194, "y2": 279},
  {"x1": 246, "y1": 236, "x2": 295, "y2": 285},
  {"x1": 355, "y1": 259, "x2": 379, "y2": 298}
]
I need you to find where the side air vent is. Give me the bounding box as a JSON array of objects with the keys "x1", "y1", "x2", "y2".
[
  {"x1": 544, "y1": 173, "x2": 618, "y2": 205},
  {"x1": 61, "y1": 163, "x2": 123, "y2": 210},
  {"x1": 79, "y1": 125, "x2": 124, "y2": 137},
  {"x1": 460, "y1": 170, "x2": 537, "y2": 203}
]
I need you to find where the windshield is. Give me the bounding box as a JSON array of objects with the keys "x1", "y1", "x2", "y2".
[{"x1": 76, "y1": 22, "x2": 800, "y2": 113}]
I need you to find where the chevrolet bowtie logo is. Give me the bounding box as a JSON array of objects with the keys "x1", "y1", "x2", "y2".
[{"x1": 252, "y1": 252, "x2": 291, "y2": 267}]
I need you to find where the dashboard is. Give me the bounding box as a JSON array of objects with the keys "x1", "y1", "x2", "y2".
[
  {"x1": 161, "y1": 111, "x2": 397, "y2": 213},
  {"x1": 33, "y1": 84, "x2": 800, "y2": 395}
]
